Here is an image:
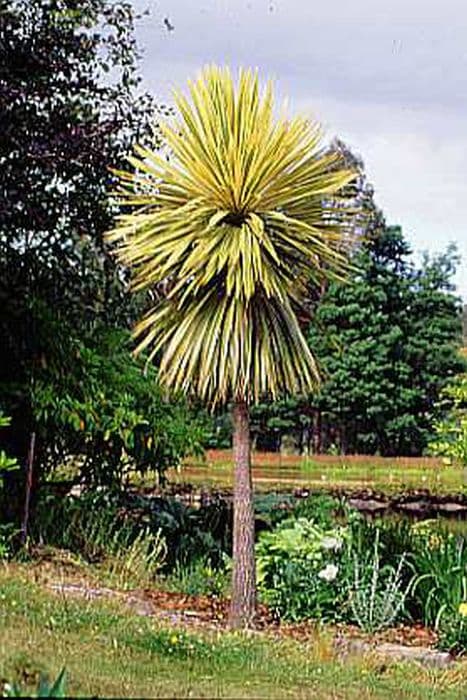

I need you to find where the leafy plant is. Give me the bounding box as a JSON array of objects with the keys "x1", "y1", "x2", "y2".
[
  {"x1": 347, "y1": 530, "x2": 412, "y2": 632},
  {"x1": 437, "y1": 603, "x2": 467, "y2": 655},
  {"x1": 3, "y1": 667, "x2": 66, "y2": 697},
  {"x1": 165, "y1": 557, "x2": 230, "y2": 597},
  {"x1": 32, "y1": 327, "x2": 206, "y2": 487},
  {"x1": 0, "y1": 412, "x2": 19, "y2": 487},
  {"x1": 429, "y1": 373, "x2": 467, "y2": 466},
  {"x1": 293, "y1": 493, "x2": 348, "y2": 528},
  {"x1": 253, "y1": 493, "x2": 295, "y2": 530},
  {"x1": 411, "y1": 532, "x2": 467, "y2": 628},
  {"x1": 32, "y1": 490, "x2": 231, "y2": 573},
  {"x1": 256, "y1": 517, "x2": 348, "y2": 621}
]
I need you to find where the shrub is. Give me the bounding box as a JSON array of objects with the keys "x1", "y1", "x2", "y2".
[
  {"x1": 32, "y1": 489, "x2": 231, "y2": 573},
  {"x1": 253, "y1": 493, "x2": 295, "y2": 530},
  {"x1": 32, "y1": 327, "x2": 207, "y2": 488},
  {"x1": 256, "y1": 517, "x2": 348, "y2": 621}
]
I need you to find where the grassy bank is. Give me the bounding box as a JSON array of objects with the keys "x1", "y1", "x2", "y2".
[
  {"x1": 1, "y1": 565, "x2": 466, "y2": 699},
  {"x1": 173, "y1": 450, "x2": 466, "y2": 494}
]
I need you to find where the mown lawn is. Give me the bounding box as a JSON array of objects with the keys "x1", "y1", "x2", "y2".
[
  {"x1": 175, "y1": 450, "x2": 466, "y2": 494},
  {"x1": 1, "y1": 565, "x2": 466, "y2": 699}
]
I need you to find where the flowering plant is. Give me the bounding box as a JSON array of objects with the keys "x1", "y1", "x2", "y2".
[{"x1": 256, "y1": 517, "x2": 348, "y2": 621}]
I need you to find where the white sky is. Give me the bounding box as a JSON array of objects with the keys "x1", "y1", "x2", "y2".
[{"x1": 133, "y1": 0, "x2": 467, "y2": 299}]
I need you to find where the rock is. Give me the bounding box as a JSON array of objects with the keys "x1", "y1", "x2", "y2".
[
  {"x1": 334, "y1": 639, "x2": 452, "y2": 669},
  {"x1": 397, "y1": 501, "x2": 431, "y2": 514},
  {"x1": 437, "y1": 502, "x2": 467, "y2": 513},
  {"x1": 348, "y1": 498, "x2": 388, "y2": 513},
  {"x1": 374, "y1": 643, "x2": 452, "y2": 668}
]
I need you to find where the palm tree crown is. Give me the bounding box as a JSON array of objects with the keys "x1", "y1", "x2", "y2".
[{"x1": 108, "y1": 66, "x2": 356, "y2": 406}]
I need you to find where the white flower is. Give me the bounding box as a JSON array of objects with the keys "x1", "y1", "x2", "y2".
[
  {"x1": 321, "y1": 536, "x2": 342, "y2": 551},
  {"x1": 318, "y1": 563, "x2": 339, "y2": 582}
]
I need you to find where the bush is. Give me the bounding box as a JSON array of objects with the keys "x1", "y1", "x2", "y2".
[
  {"x1": 293, "y1": 493, "x2": 350, "y2": 528},
  {"x1": 256, "y1": 517, "x2": 348, "y2": 621},
  {"x1": 32, "y1": 327, "x2": 207, "y2": 488}
]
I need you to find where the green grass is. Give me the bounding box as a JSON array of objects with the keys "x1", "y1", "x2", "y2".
[
  {"x1": 1, "y1": 566, "x2": 466, "y2": 698},
  {"x1": 172, "y1": 450, "x2": 467, "y2": 495}
]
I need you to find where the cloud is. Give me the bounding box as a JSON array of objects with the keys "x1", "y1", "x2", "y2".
[{"x1": 133, "y1": 0, "x2": 467, "y2": 298}]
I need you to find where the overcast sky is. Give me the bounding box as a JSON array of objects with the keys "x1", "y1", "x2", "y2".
[{"x1": 133, "y1": 0, "x2": 466, "y2": 299}]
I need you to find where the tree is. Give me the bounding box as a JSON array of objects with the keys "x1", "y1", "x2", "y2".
[
  {"x1": 0, "y1": 0, "x2": 159, "y2": 508},
  {"x1": 32, "y1": 324, "x2": 207, "y2": 487},
  {"x1": 308, "y1": 228, "x2": 466, "y2": 455},
  {"x1": 108, "y1": 66, "x2": 356, "y2": 626},
  {"x1": 429, "y1": 373, "x2": 467, "y2": 467}
]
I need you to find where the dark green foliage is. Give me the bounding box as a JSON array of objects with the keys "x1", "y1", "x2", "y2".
[
  {"x1": 32, "y1": 489, "x2": 232, "y2": 572},
  {"x1": 135, "y1": 496, "x2": 232, "y2": 570},
  {"x1": 32, "y1": 326, "x2": 206, "y2": 486},
  {"x1": 0, "y1": 1, "x2": 203, "y2": 512},
  {"x1": 293, "y1": 493, "x2": 349, "y2": 527},
  {"x1": 250, "y1": 397, "x2": 312, "y2": 452},
  {"x1": 253, "y1": 492, "x2": 295, "y2": 529},
  {"x1": 202, "y1": 411, "x2": 233, "y2": 449},
  {"x1": 308, "y1": 227, "x2": 465, "y2": 455},
  {"x1": 0, "y1": 0, "x2": 155, "y2": 420}
]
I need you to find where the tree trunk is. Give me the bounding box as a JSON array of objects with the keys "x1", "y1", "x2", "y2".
[{"x1": 229, "y1": 399, "x2": 256, "y2": 628}]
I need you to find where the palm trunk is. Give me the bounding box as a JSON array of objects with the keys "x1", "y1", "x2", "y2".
[{"x1": 229, "y1": 399, "x2": 256, "y2": 628}]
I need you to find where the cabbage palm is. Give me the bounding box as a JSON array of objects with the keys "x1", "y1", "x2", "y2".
[{"x1": 108, "y1": 66, "x2": 356, "y2": 627}]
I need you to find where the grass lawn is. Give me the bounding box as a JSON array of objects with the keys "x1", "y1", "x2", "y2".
[
  {"x1": 173, "y1": 450, "x2": 467, "y2": 494},
  {"x1": 1, "y1": 564, "x2": 466, "y2": 699}
]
